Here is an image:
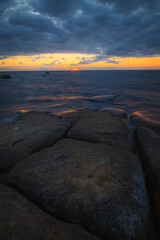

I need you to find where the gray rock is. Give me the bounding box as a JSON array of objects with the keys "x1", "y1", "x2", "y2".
[
  {"x1": 135, "y1": 127, "x2": 160, "y2": 236},
  {"x1": 4, "y1": 138, "x2": 149, "y2": 240},
  {"x1": 0, "y1": 111, "x2": 71, "y2": 172},
  {"x1": 0, "y1": 183, "x2": 100, "y2": 240},
  {"x1": 67, "y1": 111, "x2": 133, "y2": 151}
]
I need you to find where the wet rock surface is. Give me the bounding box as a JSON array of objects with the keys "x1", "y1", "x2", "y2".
[
  {"x1": 86, "y1": 94, "x2": 116, "y2": 102},
  {"x1": 135, "y1": 127, "x2": 160, "y2": 236},
  {"x1": 0, "y1": 111, "x2": 71, "y2": 172},
  {"x1": 61, "y1": 110, "x2": 87, "y2": 123},
  {"x1": 67, "y1": 111, "x2": 132, "y2": 151},
  {"x1": 0, "y1": 183, "x2": 100, "y2": 240},
  {"x1": 102, "y1": 108, "x2": 127, "y2": 118},
  {"x1": 131, "y1": 111, "x2": 160, "y2": 131},
  {"x1": 4, "y1": 138, "x2": 149, "y2": 240}
]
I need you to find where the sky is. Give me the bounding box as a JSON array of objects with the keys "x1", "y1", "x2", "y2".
[{"x1": 0, "y1": 0, "x2": 160, "y2": 71}]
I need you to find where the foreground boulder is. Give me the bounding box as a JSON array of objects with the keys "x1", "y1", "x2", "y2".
[
  {"x1": 0, "y1": 183, "x2": 100, "y2": 240},
  {"x1": 4, "y1": 138, "x2": 149, "y2": 240},
  {"x1": 0, "y1": 111, "x2": 71, "y2": 172},
  {"x1": 67, "y1": 111, "x2": 132, "y2": 151},
  {"x1": 135, "y1": 127, "x2": 160, "y2": 236}
]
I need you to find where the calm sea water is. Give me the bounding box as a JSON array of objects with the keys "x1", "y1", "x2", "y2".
[{"x1": 0, "y1": 70, "x2": 160, "y2": 124}]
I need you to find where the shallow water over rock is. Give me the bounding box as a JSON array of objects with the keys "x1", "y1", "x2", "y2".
[{"x1": 0, "y1": 70, "x2": 159, "y2": 126}]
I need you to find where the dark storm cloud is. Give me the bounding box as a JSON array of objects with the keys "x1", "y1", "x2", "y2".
[
  {"x1": 0, "y1": 0, "x2": 13, "y2": 14},
  {"x1": 98, "y1": 0, "x2": 160, "y2": 14},
  {"x1": 29, "y1": 0, "x2": 88, "y2": 17},
  {"x1": 0, "y1": 0, "x2": 160, "y2": 61}
]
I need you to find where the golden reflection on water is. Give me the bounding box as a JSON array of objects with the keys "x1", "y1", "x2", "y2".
[
  {"x1": 26, "y1": 95, "x2": 84, "y2": 101},
  {"x1": 17, "y1": 108, "x2": 80, "y2": 116},
  {"x1": 19, "y1": 109, "x2": 32, "y2": 113},
  {"x1": 57, "y1": 109, "x2": 80, "y2": 115}
]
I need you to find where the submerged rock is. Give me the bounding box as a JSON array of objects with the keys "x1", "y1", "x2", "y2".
[
  {"x1": 0, "y1": 74, "x2": 11, "y2": 79},
  {"x1": 135, "y1": 127, "x2": 160, "y2": 236},
  {"x1": 131, "y1": 111, "x2": 160, "y2": 131},
  {"x1": 0, "y1": 183, "x2": 100, "y2": 240},
  {"x1": 67, "y1": 111, "x2": 132, "y2": 151},
  {"x1": 86, "y1": 94, "x2": 116, "y2": 102},
  {"x1": 0, "y1": 111, "x2": 71, "y2": 172},
  {"x1": 4, "y1": 138, "x2": 149, "y2": 240}
]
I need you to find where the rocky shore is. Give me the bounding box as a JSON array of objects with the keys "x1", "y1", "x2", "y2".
[{"x1": 0, "y1": 110, "x2": 159, "y2": 240}]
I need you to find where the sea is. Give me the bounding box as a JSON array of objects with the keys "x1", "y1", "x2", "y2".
[{"x1": 0, "y1": 70, "x2": 160, "y2": 124}]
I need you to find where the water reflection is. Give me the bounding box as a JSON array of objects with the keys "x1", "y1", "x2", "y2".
[
  {"x1": 26, "y1": 95, "x2": 84, "y2": 101},
  {"x1": 0, "y1": 70, "x2": 159, "y2": 123},
  {"x1": 19, "y1": 109, "x2": 32, "y2": 113}
]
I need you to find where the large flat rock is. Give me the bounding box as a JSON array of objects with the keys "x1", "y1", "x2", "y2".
[
  {"x1": 67, "y1": 111, "x2": 132, "y2": 151},
  {"x1": 135, "y1": 127, "x2": 160, "y2": 236},
  {"x1": 4, "y1": 138, "x2": 149, "y2": 240},
  {"x1": 0, "y1": 183, "x2": 100, "y2": 240},
  {"x1": 0, "y1": 111, "x2": 71, "y2": 172}
]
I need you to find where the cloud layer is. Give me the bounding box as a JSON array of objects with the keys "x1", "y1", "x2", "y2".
[{"x1": 0, "y1": 0, "x2": 160, "y2": 60}]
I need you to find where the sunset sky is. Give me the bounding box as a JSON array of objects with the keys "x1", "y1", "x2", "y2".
[{"x1": 0, "y1": 0, "x2": 160, "y2": 71}]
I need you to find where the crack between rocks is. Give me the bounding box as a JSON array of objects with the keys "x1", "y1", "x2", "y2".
[
  {"x1": 12, "y1": 137, "x2": 25, "y2": 146},
  {"x1": 62, "y1": 121, "x2": 75, "y2": 138},
  {"x1": 128, "y1": 117, "x2": 140, "y2": 157},
  {"x1": 128, "y1": 116, "x2": 159, "y2": 240},
  {"x1": 30, "y1": 123, "x2": 74, "y2": 155},
  {"x1": 98, "y1": 132, "x2": 120, "y2": 136},
  {"x1": 0, "y1": 122, "x2": 75, "y2": 175},
  {"x1": 66, "y1": 136, "x2": 99, "y2": 144},
  {"x1": 1, "y1": 181, "x2": 103, "y2": 240}
]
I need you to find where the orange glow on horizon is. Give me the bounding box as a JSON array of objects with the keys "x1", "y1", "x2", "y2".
[
  {"x1": 0, "y1": 53, "x2": 160, "y2": 70},
  {"x1": 70, "y1": 67, "x2": 81, "y2": 71}
]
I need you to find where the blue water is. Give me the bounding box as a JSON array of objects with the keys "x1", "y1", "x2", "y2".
[{"x1": 0, "y1": 70, "x2": 160, "y2": 123}]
